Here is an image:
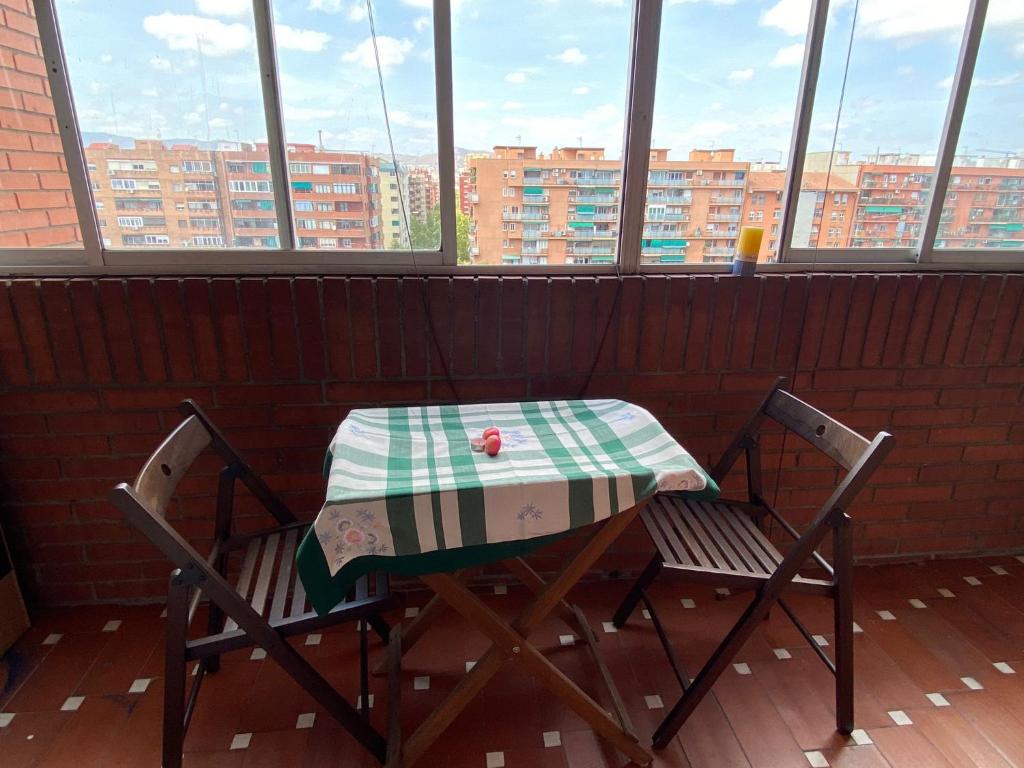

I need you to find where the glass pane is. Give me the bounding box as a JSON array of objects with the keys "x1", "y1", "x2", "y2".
[
  {"x1": 646, "y1": 0, "x2": 809, "y2": 265},
  {"x1": 454, "y1": 0, "x2": 632, "y2": 266},
  {"x1": 0, "y1": 6, "x2": 82, "y2": 249},
  {"x1": 935, "y1": 0, "x2": 1024, "y2": 251},
  {"x1": 276, "y1": 2, "x2": 439, "y2": 251},
  {"x1": 55, "y1": 0, "x2": 279, "y2": 249},
  {"x1": 795, "y1": 1, "x2": 967, "y2": 251}
]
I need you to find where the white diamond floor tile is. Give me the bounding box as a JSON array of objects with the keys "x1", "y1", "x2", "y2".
[
  {"x1": 250, "y1": 648, "x2": 267, "y2": 660},
  {"x1": 230, "y1": 733, "x2": 252, "y2": 750},
  {"x1": 927, "y1": 693, "x2": 950, "y2": 707},
  {"x1": 128, "y1": 678, "x2": 152, "y2": 694},
  {"x1": 680, "y1": 598, "x2": 696, "y2": 609},
  {"x1": 642, "y1": 609, "x2": 652, "y2": 620},
  {"x1": 602, "y1": 622, "x2": 617, "y2": 634},
  {"x1": 733, "y1": 663, "x2": 751, "y2": 675},
  {"x1": 888, "y1": 710, "x2": 913, "y2": 725},
  {"x1": 543, "y1": 731, "x2": 561, "y2": 748},
  {"x1": 559, "y1": 635, "x2": 575, "y2": 646},
  {"x1": 102, "y1": 620, "x2": 121, "y2": 632},
  {"x1": 0, "y1": 713, "x2": 14, "y2": 728},
  {"x1": 963, "y1": 576, "x2": 982, "y2": 586},
  {"x1": 414, "y1": 676, "x2": 430, "y2": 691},
  {"x1": 850, "y1": 729, "x2": 872, "y2": 746},
  {"x1": 485, "y1": 751, "x2": 505, "y2": 767},
  {"x1": 852, "y1": 622, "x2": 863, "y2": 634},
  {"x1": 60, "y1": 696, "x2": 84, "y2": 712},
  {"x1": 805, "y1": 750, "x2": 829, "y2": 767},
  {"x1": 465, "y1": 661, "x2": 476, "y2": 672},
  {"x1": 404, "y1": 606, "x2": 420, "y2": 618},
  {"x1": 42, "y1": 633, "x2": 62, "y2": 646},
  {"x1": 715, "y1": 588, "x2": 731, "y2": 597},
  {"x1": 937, "y1": 588, "x2": 956, "y2": 598},
  {"x1": 961, "y1": 676, "x2": 983, "y2": 690},
  {"x1": 296, "y1": 713, "x2": 316, "y2": 729},
  {"x1": 305, "y1": 633, "x2": 322, "y2": 646},
  {"x1": 993, "y1": 662, "x2": 1015, "y2": 674},
  {"x1": 493, "y1": 585, "x2": 507, "y2": 595},
  {"x1": 813, "y1": 635, "x2": 829, "y2": 647},
  {"x1": 990, "y1": 566, "x2": 1009, "y2": 575},
  {"x1": 774, "y1": 648, "x2": 792, "y2": 660},
  {"x1": 877, "y1": 610, "x2": 896, "y2": 621},
  {"x1": 356, "y1": 694, "x2": 375, "y2": 709},
  {"x1": 645, "y1": 695, "x2": 664, "y2": 710},
  {"x1": 908, "y1": 599, "x2": 927, "y2": 609}
]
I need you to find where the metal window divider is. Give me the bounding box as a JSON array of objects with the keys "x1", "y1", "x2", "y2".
[
  {"x1": 433, "y1": 0, "x2": 458, "y2": 266},
  {"x1": 917, "y1": 0, "x2": 989, "y2": 263},
  {"x1": 777, "y1": 0, "x2": 829, "y2": 264}
]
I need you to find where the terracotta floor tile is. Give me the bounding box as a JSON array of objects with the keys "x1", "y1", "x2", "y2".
[
  {"x1": 0, "y1": 710, "x2": 71, "y2": 767},
  {"x1": 34, "y1": 693, "x2": 134, "y2": 768},
  {"x1": 946, "y1": 690, "x2": 1024, "y2": 765},
  {"x1": 819, "y1": 745, "x2": 892, "y2": 768},
  {"x1": 5, "y1": 632, "x2": 111, "y2": 713},
  {"x1": 909, "y1": 707, "x2": 1013, "y2": 768},
  {"x1": 241, "y1": 728, "x2": 310, "y2": 768},
  {"x1": 867, "y1": 723, "x2": 953, "y2": 767},
  {"x1": 676, "y1": 695, "x2": 751, "y2": 768}
]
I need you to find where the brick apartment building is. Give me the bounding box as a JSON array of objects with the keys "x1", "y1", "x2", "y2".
[
  {"x1": 467, "y1": 146, "x2": 1024, "y2": 265},
  {"x1": 86, "y1": 141, "x2": 382, "y2": 250},
  {"x1": 407, "y1": 166, "x2": 439, "y2": 224}
]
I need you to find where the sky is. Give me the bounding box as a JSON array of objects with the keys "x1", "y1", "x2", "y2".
[{"x1": 54, "y1": 0, "x2": 1024, "y2": 169}]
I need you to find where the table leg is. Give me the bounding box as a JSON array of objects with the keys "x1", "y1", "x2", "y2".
[
  {"x1": 399, "y1": 502, "x2": 652, "y2": 768},
  {"x1": 503, "y1": 557, "x2": 593, "y2": 641}
]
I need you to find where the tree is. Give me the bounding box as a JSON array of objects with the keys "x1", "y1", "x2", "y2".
[
  {"x1": 456, "y1": 209, "x2": 471, "y2": 264},
  {"x1": 409, "y1": 203, "x2": 472, "y2": 264}
]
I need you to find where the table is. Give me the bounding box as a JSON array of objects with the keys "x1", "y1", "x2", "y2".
[{"x1": 296, "y1": 399, "x2": 718, "y2": 766}]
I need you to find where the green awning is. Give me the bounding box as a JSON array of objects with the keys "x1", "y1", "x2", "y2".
[
  {"x1": 596, "y1": 188, "x2": 615, "y2": 194},
  {"x1": 591, "y1": 255, "x2": 615, "y2": 263},
  {"x1": 569, "y1": 221, "x2": 595, "y2": 229},
  {"x1": 864, "y1": 205, "x2": 903, "y2": 214},
  {"x1": 292, "y1": 181, "x2": 312, "y2": 191},
  {"x1": 523, "y1": 187, "x2": 544, "y2": 195},
  {"x1": 576, "y1": 205, "x2": 596, "y2": 214},
  {"x1": 659, "y1": 255, "x2": 687, "y2": 263},
  {"x1": 990, "y1": 223, "x2": 1023, "y2": 231},
  {"x1": 642, "y1": 238, "x2": 688, "y2": 247},
  {"x1": 251, "y1": 162, "x2": 269, "y2": 174},
  {"x1": 997, "y1": 240, "x2": 1023, "y2": 247}
]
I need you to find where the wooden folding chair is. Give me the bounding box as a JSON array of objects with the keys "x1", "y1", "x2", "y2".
[
  {"x1": 109, "y1": 400, "x2": 400, "y2": 768},
  {"x1": 612, "y1": 378, "x2": 893, "y2": 749}
]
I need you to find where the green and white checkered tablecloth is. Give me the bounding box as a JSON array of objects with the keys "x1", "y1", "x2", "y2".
[{"x1": 296, "y1": 400, "x2": 718, "y2": 614}]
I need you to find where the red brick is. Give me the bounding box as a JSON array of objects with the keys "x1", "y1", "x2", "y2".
[
  {"x1": 267, "y1": 277, "x2": 301, "y2": 379},
  {"x1": 0, "y1": 127, "x2": 31, "y2": 150},
  {"x1": 326, "y1": 380, "x2": 427, "y2": 404},
  {"x1": 943, "y1": 275, "x2": 984, "y2": 366},
  {"x1": 39, "y1": 279, "x2": 85, "y2": 384},
  {"x1": 5, "y1": 433, "x2": 108, "y2": 457},
  {"x1": 182, "y1": 278, "x2": 220, "y2": 381},
  {"x1": 524, "y1": 277, "x2": 548, "y2": 375},
  {"x1": 20, "y1": 91, "x2": 55, "y2": 115},
  {"x1": 750, "y1": 276, "x2": 784, "y2": 370},
  {"x1": 126, "y1": 279, "x2": 167, "y2": 382},
  {"x1": 373, "y1": 277, "x2": 402, "y2": 378},
  {"x1": 891, "y1": 407, "x2": 972, "y2": 427},
  {"x1": 817, "y1": 274, "x2": 853, "y2": 368},
  {"x1": 215, "y1": 383, "x2": 321, "y2": 407},
  {"x1": 28, "y1": 132, "x2": 61, "y2": 153},
  {"x1": 0, "y1": 106, "x2": 50, "y2": 132},
  {"x1": 918, "y1": 463, "x2": 996, "y2": 483},
  {"x1": 880, "y1": 275, "x2": 920, "y2": 367},
  {"x1": 104, "y1": 387, "x2": 211, "y2": 411},
  {"x1": 922, "y1": 275, "x2": 963, "y2": 366},
  {"x1": 210, "y1": 278, "x2": 247, "y2": 381},
  {"x1": 0, "y1": 285, "x2": 30, "y2": 385},
  {"x1": 2, "y1": 8, "x2": 40, "y2": 36},
  {"x1": 593, "y1": 275, "x2": 621, "y2": 373},
  {"x1": 954, "y1": 481, "x2": 1024, "y2": 500},
  {"x1": 964, "y1": 275, "x2": 1006, "y2": 365},
  {"x1": 8, "y1": 151, "x2": 60, "y2": 171},
  {"x1": 48, "y1": 411, "x2": 162, "y2": 434},
  {"x1": 291, "y1": 277, "x2": 324, "y2": 380},
  {"x1": 154, "y1": 278, "x2": 194, "y2": 381},
  {"x1": 929, "y1": 425, "x2": 1008, "y2": 444},
  {"x1": 451, "y1": 277, "x2": 478, "y2": 376},
  {"x1": 348, "y1": 277, "x2": 380, "y2": 378},
  {"x1": 873, "y1": 484, "x2": 953, "y2": 503},
  {"x1": 0, "y1": 25, "x2": 38, "y2": 54},
  {"x1": 853, "y1": 389, "x2": 938, "y2": 408},
  {"x1": 901, "y1": 367, "x2": 986, "y2": 387},
  {"x1": 902, "y1": 275, "x2": 940, "y2": 365},
  {"x1": 962, "y1": 444, "x2": 1024, "y2": 462},
  {"x1": 95, "y1": 279, "x2": 139, "y2": 383},
  {"x1": 684, "y1": 276, "x2": 714, "y2": 370},
  {"x1": 986, "y1": 366, "x2": 1024, "y2": 384},
  {"x1": 239, "y1": 278, "x2": 274, "y2": 380},
  {"x1": 659, "y1": 276, "x2": 690, "y2": 371},
  {"x1": 634, "y1": 276, "x2": 665, "y2": 373},
  {"x1": 984, "y1": 274, "x2": 1023, "y2": 364},
  {"x1": 939, "y1": 385, "x2": 1021, "y2": 406},
  {"x1": 705, "y1": 275, "x2": 736, "y2": 371},
  {"x1": 12, "y1": 51, "x2": 46, "y2": 77},
  {"x1": 25, "y1": 224, "x2": 76, "y2": 248},
  {"x1": 813, "y1": 368, "x2": 899, "y2": 389}
]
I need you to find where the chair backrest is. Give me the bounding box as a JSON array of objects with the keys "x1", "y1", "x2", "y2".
[
  {"x1": 132, "y1": 415, "x2": 213, "y2": 519},
  {"x1": 764, "y1": 389, "x2": 871, "y2": 472}
]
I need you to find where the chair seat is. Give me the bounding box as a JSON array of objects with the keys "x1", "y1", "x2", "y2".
[
  {"x1": 643, "y1": 495, "x2": 784, "y2": 578},
  {"x1": 224, "y1": 525, "x2": 392, "y2": 633}
]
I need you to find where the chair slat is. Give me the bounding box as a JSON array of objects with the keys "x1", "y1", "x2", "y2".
[
  {"x1": 730, "y1": 507, "x2": 784, "y2": 567},
  {"x1": 663, "y1": 497, "x2": 711, "y2": 568},
  {"x1": 642, "y1": 504, "x2": 690, "y2": 567},
  {"x1": 765, "y1": 391, "x2": 870, "y2": 471},
  {"x1": 250, "y1": 533, "x2": 280, "y2": 617},
  {"x1": 290, "y1": 565, "x2": 308, "y2": 618},
  {"x1": 270, "y1": 529, "x2": 298, "y2": 622},
  {"x1": 675, "y1": 499, "x2": 727, "y2": 569},
  {"x1": 717, "y1": 507, "x2": 778, "y2": 574},
  {"x1": 690, "y1": 501, "x2": 753, "y2": 574},
  {"x1": 647, "y1": 500, "x2": 695, "y2": 568},
  {"x1": 694, "y1": 501, "x2": 761, "y2": 575},
  {"x1": 224, "y1": 539, "x2": 261, "y2": 632}
]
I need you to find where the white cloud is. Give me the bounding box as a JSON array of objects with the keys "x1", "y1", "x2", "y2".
[
  {"x1": 1016, "y1": 38, "x2": 1024, "y2": 58},
  {"x1": 728, "y1": 68, "x2": 754, "y2": 82},
  {"x1": 341, "y1": 36, "x2": 413, "y2": 73},
  {"x1": 551, "y1": 47, "x2": 587, "y2": 65},
  {"x1": 413, "y1": 15, "x2": 431, "y2": 32},
  {"x1": 670, "y1": 0, "x2": 737, "y2": 5},
  {"x1": 770, "y1": 43, "x2": 805, "y2": 67},
  {"x1": 591, "y1": 0, "x2": 624, "y2": 5},
  {"x1": 275, "y1": 24, "x2": 331, "y2": 52},
  {"x1": 976, "y1": 72, "x2": 1022, "y2": 87},
  {"x1": 759, "y1": 0, "x2": 811, "y2": 36},
  {"x1": 937, "y1": 75, "x2": 954, "y2": 89},
  {"x1": 100, "y1": 53, "x2": 113, "y2": 64},
  {"x1": 462, "y1": 100, "x2": 489, "y2": 111},
  {"x1": 149, "y1": 55, "x2": 172, "y2": 71},
  {"x1": 896, "y1": 65, "x2": 914, "y2": 77},
  {"x1": 219, "y1": 101, "x2": 229, "y2": 110},
  {"x1": 184, "y1": 111, "x2": 202, "y2": 125},
  {"x1": 195, "y1": 0, "x2": 250, "y2": 16},
  {"x1": 143, "y1": 14, "x2": 253, "y2": 57},
  {"x1": 390, "y1": 110, "x2": 436, "y2": 129},
  {"x1": 571, "y1": 85, "x2": 590, "y2": 95},
  {"x1": 401, "y1": 0, "x2": 431, "y2": 6},
  {"x1": 208, "y1": 117, "x2": 231, "y2": 129},
  {"x1": 141, "y1": 87, "x2": 159, "y2": 97},
  {"x1": 505, "y1": 71, "x2": 527, "y2": 83},
  {"x1": 284, "y1": 104, "x2": 339, "y2": 121},
  {"x1": 502, "y1": 101, "x2": 525, "y2": 110}
]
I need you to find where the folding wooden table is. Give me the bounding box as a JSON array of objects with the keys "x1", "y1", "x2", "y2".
[{"x1": 295, "y1": 399, "x2": 719, "y2": 766}]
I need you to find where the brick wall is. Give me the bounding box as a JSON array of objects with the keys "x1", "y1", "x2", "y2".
[
  {"x1": 0, "y1": 0, "x2": 80, "y2": 248},
  {"x1": 1, "y1": 273, "x2": 1022, "y2": 605}
]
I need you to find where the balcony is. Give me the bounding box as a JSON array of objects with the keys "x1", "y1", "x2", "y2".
[
  {"x1": 571, "y1": 214, "x2": 617, "y2": 222},
  {"x1": 706, "y1": 213, "x2": 741, "y2": 223},
  {"x1": 709, "y1": 194, "x2": 743, "y2": 205},
  {"x1": 573, "y1": 194, "x2": 618, "y2": 204},
  {"x1": 698, "y1": 177, "x2": 745, "y2": 187},
  {"x1": 522, "y1": 194, "x2": 550, "y2": 204},
  {"x1": 521, "y1": 247, "x2": 549, "y2": 256},
  {"x1": 641, "y1": 246, "x2": 686, "y2": 256},
  {"x1": 647, "y1": 176, "x2": 692, "y2": 187},
  {"x1": 646, "y1": 212, "x2": 688, "y2": 222},
  {"x1": 469, "y1": 192, "x2": 479, "y2": 203},
  {"x1": 704, "y1": 246, "x2": 735, "y2": 258},
  {"x1": 502, "y1": 212, "x2": 549, "y2": 221}
]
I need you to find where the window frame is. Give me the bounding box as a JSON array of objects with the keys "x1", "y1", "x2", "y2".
[{"x1": 1, "y1": 0, "x2": 1020, "y2": 275}]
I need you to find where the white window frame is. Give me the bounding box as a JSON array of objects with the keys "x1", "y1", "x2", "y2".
[{"x1": 2, "y1": 0, "x2": 1020, "y2": 274}]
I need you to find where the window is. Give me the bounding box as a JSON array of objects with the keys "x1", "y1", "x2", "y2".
[
  {"x1": 295, "y1": 201, "x2": 314, "y2": 212},
  {"x1": 117, "y1": 216, "x2": 144, "y2": 229},
  {"x1": 333, "y1": 183, "x2": 358, "y2": 195},
  {"x1": 794, "y1": 1, "x2": 968, "y2": 251},
  {"x1": 318, "y1": 238, "x2": 337, "y2": 248},
  {"x1": 187, "y1": 201, "x2": 217, "y2": 211},
  {"x1": 935, "y1": 0, "x2": 1024, "y2": 254},
  {"x1": 290, "y1": 163, "x2": 313, "y2": 174},
  {"x1": 314, "y1": 184, "x2": 331, "y2": 194},
  {"x1": 189, "y1": 218, "x2": 221, "y2": 230},
  {"x1": 55, "y1": 0, "x2": 279, "y2": 249},
  {"x1": 193, "y1": 236, "x2": 225, "y2": 247},
  {"x1": 122, "y1": 234, "x2": 169, "y2": 246},
  {"x1": 312, "y1": 164, "x2": 330, "y2": 175}
]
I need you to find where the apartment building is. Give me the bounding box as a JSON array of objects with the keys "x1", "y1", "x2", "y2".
[
  {"x1": 938, "y1": 165, "x2": 1024, "y2": 249},
  {"x1": 458, "y1": 169, "x2": 474, "y2": 216},
  {"x1": 379, "y1": 161, "x2": 409, "y2": 249},
  {"x1": 407, "y1": 167, "x2": 439, "y2": 224},
  {"x1": 85, "y1": 141, "x2": 382, "y2": 250}
]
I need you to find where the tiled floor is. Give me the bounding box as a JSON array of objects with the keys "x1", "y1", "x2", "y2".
[{"x1": 1, "y1": 554, "x2": 1023, "y2": 767}]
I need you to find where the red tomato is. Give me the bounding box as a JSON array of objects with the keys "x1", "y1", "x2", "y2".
[
  {"x1": 482, "y1": 426, "x2": 501, "y2": 440},
  {"x1": 484, "y1": 434, "x2": 501, "y2": 456}
]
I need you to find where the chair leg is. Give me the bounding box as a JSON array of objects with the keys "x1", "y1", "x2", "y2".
[
  {"x1": 833, "y1": 516, "x2": 854, "y2": 734},
  {"x1": 612, "y1": 553, "x2": 662, "y2": 628},
  {"x1": 163, "y1": 574, "x2": 190, "y2": 768},
  {"x1": 359, "y1": 618, "x2": 370, "y2": 721},
  {"x1": 368, "y1": 614, "x2": 391, "y2": 643}
]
